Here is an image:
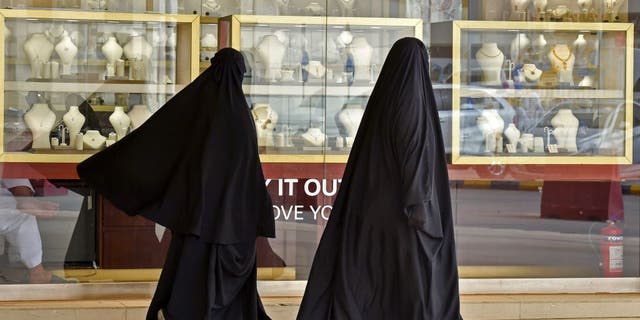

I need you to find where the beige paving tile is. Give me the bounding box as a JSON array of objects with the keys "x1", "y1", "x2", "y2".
[
  {"x1": 461, "y1": 302, "x2": 520, "y2": 320},
  {"x1": 264, "y1": 304, "x2": 299, "y2": 320},
  {"x1": 75, "y1": 308, "x2": 125, "y2": 320},
  {"x1": 125, "y1": 307, "x2": 148, "y2": 320},
  {"x1": 1, "y1": 309, "x2": 78, "y2": 320},
  {"x1": 520, "y1": 301, "x2": 640, "y2": 318}
]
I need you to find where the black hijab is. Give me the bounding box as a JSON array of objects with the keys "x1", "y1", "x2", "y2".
[
  {"x1": 297, "y1": 38, "x2": 462, "y2": 319},
  {"x1": 77, "y1": 48, "x2": 275, "y2": 244}
]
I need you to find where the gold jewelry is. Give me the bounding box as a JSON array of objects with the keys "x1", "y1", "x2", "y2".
[
  {"x1": 551, "y1": 48, "x2": 572, "y2": 70},
  {"x1": 477, "y1": 48, "x2": 502, "y2": 58}
]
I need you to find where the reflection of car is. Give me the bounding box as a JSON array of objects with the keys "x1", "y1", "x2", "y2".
[{"x1": 434, "y1": 84, "x2": 639, "y2": 164}]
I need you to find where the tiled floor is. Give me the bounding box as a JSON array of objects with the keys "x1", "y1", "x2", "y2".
[{"x1": 0, "y1": 294, "x2": 638, "y2": 320}]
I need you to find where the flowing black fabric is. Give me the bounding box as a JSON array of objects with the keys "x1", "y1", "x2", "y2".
[
  {"x1": 297, "y1": 38, "x2": 462, "y2": 319},
  {"x1": 77, "y1": 48, "x2": 274, "y2": 319},
  {"x1": 77, "y1": 48, "x2": 274, "y2": 244}
]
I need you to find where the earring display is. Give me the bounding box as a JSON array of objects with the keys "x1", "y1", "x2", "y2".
[{"x1": 452, "y1": 20, "x2": 633, "y2": 164}]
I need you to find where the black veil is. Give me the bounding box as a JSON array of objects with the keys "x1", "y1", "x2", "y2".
[{"x1": 297, "y1": 38, "x2": 462, "y2": 319}]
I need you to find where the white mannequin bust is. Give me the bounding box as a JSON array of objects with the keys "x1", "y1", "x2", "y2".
[
  {"x1": 23, "y1": 33, "x2": 54, "y2": 79},
  {"x1": 301, "y1": 127, "x2": 326, "y2": 147},
  {"x1": 63, "y1": 106, "x2": 85, "y2": 147},
  {"x1": 252, "y1": 103, "x2": 278, "y2": 147},
  {"x1": 24, "y1": 103, "x2": 56, "y2": 149},
  {"x1": 336, "y1": 104, "x2": 364, "y2": 137},
  {"x1": 511, "y1": 0, "x2": 531, "y2": 13},
  {"x1": 128, "y1": 104, "x2": 152, "y2": 130},
  {"x1": 604, "y1": 0, "x2": 623, "y2": 21},
  {"x1": 336, "y1": 31, "x2": 354, "y2": 48},
  {"x1": 475, "y1": 43, "x2": 504, "y2": 86},
  {"x1": 510, "y1": 33, "x2": 530, "y2": 64},
  {"x1": 109, "y1": 106, "x2": 131, "y2": 141},
  {"x1": 551, "y1": 109, "x2": 579, "y2": 152},
  {"x1": 102, "y1": 36, "x2": 123, "y2": 77},
  {"x1": 123, "y1": 34, "x2": 153, "y2": 61},
  {"x1": 548, "y1": 44, "x2": 575, "y2": 84},
  {"x1": 534, "y1": 0, "x2": 547, "y2": 14},
  {"x1": 200, "y1": 33, "x2": 217, "y2": 49},
  {"x1": 572, "y1": 34, "x2": 588, "y2": 64},
  {"x1": 83, "y1": 130, "x2": 106, "y2": 150},
  {"x1": 256, "y1": 35, "x2": 286, "y2": 82},
  {"x1": 346, "y1": 37, "x2": 373, "y2": 81},
  {"x1": 504, "y1": 123, "x2": 521, "y2": 145},
  {"x1": 55, "y1": 35, "x2": 78, "y2": 75}
]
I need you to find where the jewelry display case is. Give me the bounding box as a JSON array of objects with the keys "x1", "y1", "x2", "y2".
[
  {"x1": 476, "y1": 0, "x2": 629, "y2": 23},
  {"x1": 452, "y1": 20, "x2": 633, "y2": 164},
  {"x1": 199, "y1": 17, "x2": 218, "y2": 71},
  {"x1": 0, "y1": 9, "x2": 200, "y2": 163},
  {"x1": 219, "y1": 14, "x2": 422, "y2": 163}
]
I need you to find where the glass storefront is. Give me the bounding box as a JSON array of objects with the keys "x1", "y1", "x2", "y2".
[{"x1": 0, "y1": 0, "x2": 637, "y2": 290}]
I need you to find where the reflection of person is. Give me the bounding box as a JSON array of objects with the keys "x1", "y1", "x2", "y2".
[
  {"x1": 0, "y1": 179, "x2": 58, "y2": 283},
  {"x1": 298, "y1": 38, "x2": 462, "y2": 319},
  {"x1": 77, "y1": 48, "x2": 275, "y2": 320}
]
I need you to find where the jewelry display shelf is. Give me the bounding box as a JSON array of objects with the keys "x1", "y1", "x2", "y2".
[
  {"x1": 5, "y1": 81, "x2": 186, "y2": 94},
  {"x1": 0, "y1": 9, "x2": 200, "y2": 163},
  {"x1": 219, "y1": 14, "x2": 422, "y2": 160},
  {"x1": 452, "y1": 20, "x2": 634, "y2": 165}
]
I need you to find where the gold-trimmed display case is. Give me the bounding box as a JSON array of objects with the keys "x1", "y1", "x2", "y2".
[
  {"x1": 451, "y1": 20, "x2": 633, "y2": 165},
  {"x1": 219, "y1": 14, "x2": 422, "y2": 163},
  {"x1": 0, "y1": 9, "x2": 200, "y2": 163},
  {"x1": 199, "y1": 17, "x2": 218, "y2": 72}
]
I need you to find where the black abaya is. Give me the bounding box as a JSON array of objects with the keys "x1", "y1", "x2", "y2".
[
  {"x1": 297, "y1": 38, "x2": 463, "y2": 319},
  {"x1": 77, "y1": 48, "x2": 274, "y2": 320}
]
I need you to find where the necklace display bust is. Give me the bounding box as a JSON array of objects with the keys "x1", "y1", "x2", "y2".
[
  {"x1": 123, "y1": 34, "x2": 153, "y2": 61},
  {"x1": 548, "y1": 44, "x2": 575, "y2": 84},
  {"x1": 256, "y1": 35, "x2": 286, "y2": 82},
  {"x1": 551, "y1": 108, "x2": 579, "y2": 152},
  {"x1": 251, "y1": 103, "x2": 278, "y2": 147},
  {"x1": 510, "y1": 0, "x2": 531, "y2": 20},
  {"x1": 23, "y1": 33, "x2": 54, "y2": 79},
  {"x1": 55, "y1": 35, "x2": 78, "y2": 75},
  {"x1": 346, "y1": 37, "x2": 373, "y2": 81},
  {"x1": 24, "y1": 103, "x2": 56, "y2": 149},
  {"x1": 102, "y1": 36, "x2": 123, "y2": 77},
  {"x1": 475, "y1": 43, "x2": 504, "y2": 86},
  {"x1": 83, "y1": 130, "x2": 106, "y2": 150},
  {"x1": 301, "y1": 127, "x2": 326, "y2": 147},
  {"x1": 109, "y1": 106, "x2": 131, "y2": 141},
  {"x1": 128, "y1": 104, "x2": 152, "y2": 130},
  {"x1": 63, "y1": 106, "x2": 85, "y2": 147},
  {"x1": 336, "y1": 104, "x2": 364, "y2": 137}
]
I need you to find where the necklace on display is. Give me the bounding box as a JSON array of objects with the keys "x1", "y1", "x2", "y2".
[
  {"x1": 551, "y1": 48, "x2": 572, "y2": 70},
  {"x1": 478, "y1": 48, "x2": 502, "y2": 58},
  {"x1": 253, "y1": 108, "x2": 273, "y2": 130}
]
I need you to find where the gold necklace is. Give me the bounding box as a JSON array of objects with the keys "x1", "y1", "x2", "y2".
[
  {"x1": 477, "y1": 48, "x2": 502, "y2": 58},
  {"x1": 551, "y1": 48, "x2": 572, "y2": 70}
]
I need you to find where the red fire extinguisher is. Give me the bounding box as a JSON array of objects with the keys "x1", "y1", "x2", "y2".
[{"x1": 600, "y1": 220, "x2": 624, "y2": 277}]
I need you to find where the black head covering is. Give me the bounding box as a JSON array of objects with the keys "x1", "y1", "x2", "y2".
[
  {"x1": 77, "y1": 48, "x2": 275, "y2": 244},
  {"x1": 297, "y1": 38, "x2": 462, "y2": 319}
]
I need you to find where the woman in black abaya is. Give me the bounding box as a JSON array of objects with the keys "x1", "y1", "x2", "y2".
[
  {"x1": 297, "y1": 38, "x2": 462, "y2": 319},
  {"x1": 77, "y1": 48, "x2": 274, "y2": 320}
]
